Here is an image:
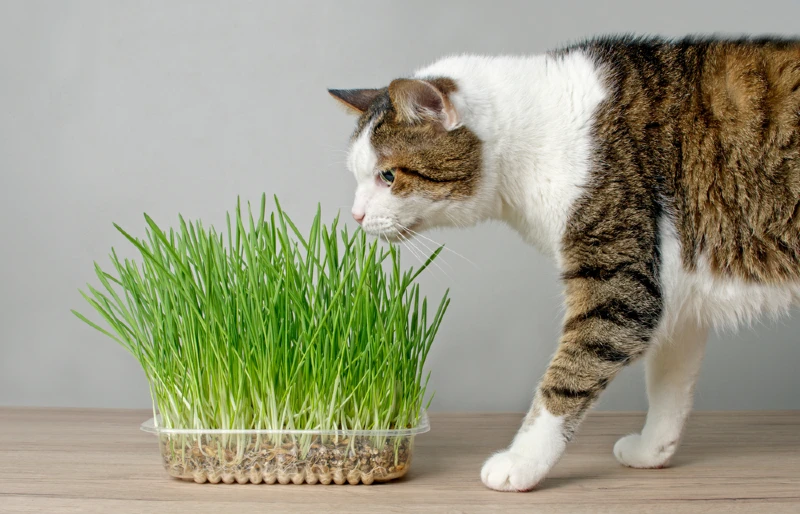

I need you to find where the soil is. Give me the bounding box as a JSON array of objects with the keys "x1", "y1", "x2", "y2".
[{"x1": 158, "y1": 433, "x2": 414, "y2": 485}]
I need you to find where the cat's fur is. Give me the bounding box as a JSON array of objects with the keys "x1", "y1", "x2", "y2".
[{"x1": 329, "y1": 36, "x2": 800, "y2": 492}]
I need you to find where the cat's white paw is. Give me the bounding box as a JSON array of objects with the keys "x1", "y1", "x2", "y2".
[
  {"x1": 613, "y1": 433, "x2": 675, "y2": 469},
  {"x1": 480, "y1": 450, "x2": 547, "y2": 492}
]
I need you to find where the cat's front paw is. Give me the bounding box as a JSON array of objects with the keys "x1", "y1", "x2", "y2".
[
  {"x1": 613, "y1": 433, "x2": 675, "y2": 469},
  {"x1": 480, "y1": 450, "x2": 546, "y2": 492}
]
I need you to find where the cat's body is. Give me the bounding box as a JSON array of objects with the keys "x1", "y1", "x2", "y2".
[{"x1": 329, "y1": 36, "x2": 800, "y2": 491}]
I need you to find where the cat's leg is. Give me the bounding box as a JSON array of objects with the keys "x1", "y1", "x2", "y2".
[
  {"x1": 481, "y1": 260, "x2": 662, "y2": 491},
  {"x1": 614, "y1": 320, "x2": 708, "y2": 468}
]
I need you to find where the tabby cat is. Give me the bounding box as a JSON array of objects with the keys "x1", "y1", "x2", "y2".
[{"x1": 328, "y1": 36, "x2": 800, "y2": 492}]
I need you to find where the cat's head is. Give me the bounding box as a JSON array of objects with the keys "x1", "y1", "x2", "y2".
[{"x1": 329, "y1": 78, "x2": 485, "y2": 241}]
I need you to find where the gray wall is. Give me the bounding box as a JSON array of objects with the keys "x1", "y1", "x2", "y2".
[{"x1": 2, "y1": 0, "x2": 798, "y2": 412}]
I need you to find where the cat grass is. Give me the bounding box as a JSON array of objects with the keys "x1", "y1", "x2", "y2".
[{"x1": 73, "y1": 195, "x2": 449, "y2": 483}]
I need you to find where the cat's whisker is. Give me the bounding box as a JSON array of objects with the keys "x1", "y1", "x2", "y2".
[
  {"x1": 444, "y1": 211, "x2": 462, "y2": 229},
  {"x1": 393, "y1": 231, "x2": 426, "y2": 267},
  {"x1": 396, "y1": 223, "x2": 479, "y2": 269},
  {"x1": 403, "y1": 239, "x2": 446, "y2": 285},
  {"x1": 445, "y1": 212, "x2": 468, "y2": 230},
  {"x1": 397, "y1": 229, "x2": 451, "y2": 282},
  {"x1": 395, "y1": 233, "x2": 425, "y2": 268},
  {"x1": 395, "y1": 224, "x2": 454, "y2": 271}
]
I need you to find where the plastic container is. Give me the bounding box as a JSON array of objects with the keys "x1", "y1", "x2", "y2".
[{"x1": 140, "y1": 412, "x2": 429, "y2": 485}]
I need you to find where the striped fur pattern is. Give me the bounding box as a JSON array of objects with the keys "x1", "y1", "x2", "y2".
[{"x1": 329, "y1": 36, "x2": 800, "y2": 492}]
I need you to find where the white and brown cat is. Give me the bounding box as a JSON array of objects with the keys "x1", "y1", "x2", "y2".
[{"x1": 329, "y1": 36, "x2": 800, "y2": 492}]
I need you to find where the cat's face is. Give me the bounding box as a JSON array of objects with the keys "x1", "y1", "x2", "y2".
[{"x1": 329, "y1": 79, "x2": 483, "y2": 241}]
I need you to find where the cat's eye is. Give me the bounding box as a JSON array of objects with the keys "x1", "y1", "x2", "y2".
[{"x1": 379, "y1": 169, "x2": 395, "y2": 185}]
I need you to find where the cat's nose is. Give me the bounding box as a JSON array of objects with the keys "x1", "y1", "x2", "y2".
[{"x1": 352, "y1": 211, "x2": 365, "y2": 224}]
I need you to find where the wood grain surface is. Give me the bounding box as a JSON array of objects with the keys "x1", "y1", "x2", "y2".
[{"x1": 1, "y1": 408, "x2": 798, "y2": 513}]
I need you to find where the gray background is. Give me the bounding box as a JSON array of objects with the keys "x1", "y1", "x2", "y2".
[{"x1": 2, "y1": 0, "x2": 798, "y2": 412}]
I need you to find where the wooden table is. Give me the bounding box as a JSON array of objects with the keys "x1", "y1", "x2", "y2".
[{"x1": 2, "y1": 408, "x2": 798, "y2": 513}]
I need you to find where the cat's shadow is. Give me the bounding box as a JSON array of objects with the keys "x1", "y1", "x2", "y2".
[
  {"x1": 396, "y1": 432, "x2": 800, "y2": 492},
  {"x1": 539, "y1": 438, "x2": 800, "y2": 492}
]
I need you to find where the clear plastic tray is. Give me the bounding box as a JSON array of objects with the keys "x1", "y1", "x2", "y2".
[{"x1": 141, "y1": 412, "x2": 430, "y2": 485}]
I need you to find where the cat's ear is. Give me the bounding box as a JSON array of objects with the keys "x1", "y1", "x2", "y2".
[
  {"x1": 327, "y1": 88, "x2": 382, "y2": 115},
  {"x1": 388, "y1": 78, "x2": 461, "y2": 130}
]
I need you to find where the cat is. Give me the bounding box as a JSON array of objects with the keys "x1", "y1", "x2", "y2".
[{"x1": 328, "y1": 36, "x2": 800, "y2": 492}]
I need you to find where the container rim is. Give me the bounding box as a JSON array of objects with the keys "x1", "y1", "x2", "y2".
[{"x1": 140, "y1": 410, "x2": 430, "y2": 436}]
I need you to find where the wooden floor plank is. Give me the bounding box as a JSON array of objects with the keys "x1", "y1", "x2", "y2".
[{"x1": 1, "y1": 408, "x2": 798, "y2": 513}]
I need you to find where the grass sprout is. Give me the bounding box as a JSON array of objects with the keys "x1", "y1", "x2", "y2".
[{"x1": 73, "y1": 195, "x2": 449, "y2": 433}]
